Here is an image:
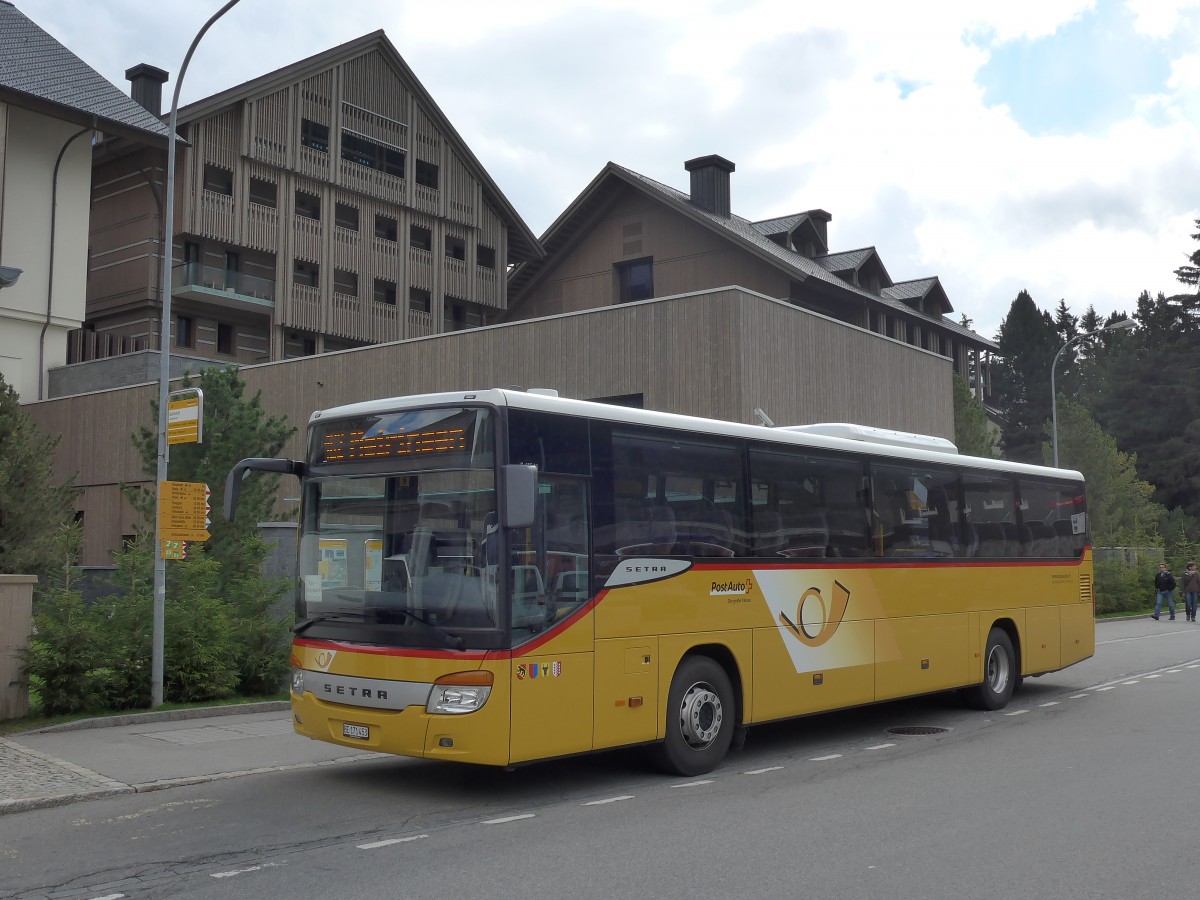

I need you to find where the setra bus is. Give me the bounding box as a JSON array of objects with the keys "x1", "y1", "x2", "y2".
[{"x1": 225, "y1": 388, "x2": 1095, "y2": 776}]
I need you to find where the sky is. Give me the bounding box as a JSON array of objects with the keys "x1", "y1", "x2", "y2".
[{"x1": 14, "y1": 0, "x2": 1200, "y2": 339}]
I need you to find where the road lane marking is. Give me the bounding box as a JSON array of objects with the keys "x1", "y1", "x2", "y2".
[
  {"x1": 810, "y1": 754, "x2": 843, "y2": 761},
  {"x1": 865, "y1": 743, "x2": 896, "y2": 750},
  {"x1": 1004, "y1": 709, "x2": 1028, "y2": 716},
  {"x1": 482, "y1": 814, "x2": 536, "y2": 825},
  {"x1": 358, "y1": 835, "x2": 428, "y2": 849},
  {"x1": 671, "y1": 779, "x2": 714, "y2": 788},
  {"x1": 1039, "y1": 702, "x2": 1060, "y2": 707},
  {"x1": 744, "y1": 766, "x2": 784, "y2": 775},
  {"x1": 210, "y1": 863, "x2": 279, "y2": 879},
  {"x1": 584, "y1": 795, "x2": 635, "y2": 805}
]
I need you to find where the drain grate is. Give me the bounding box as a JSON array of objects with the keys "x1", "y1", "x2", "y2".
[{"x1": 886, "y1": 725, "x2": 949, "y2": 736}]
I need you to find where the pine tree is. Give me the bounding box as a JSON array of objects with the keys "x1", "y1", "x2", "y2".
[
  {"x1": 952, "y1": 374, "x2": 996, "y2": 458},
  {"x1": 1092, "y1": 291, "x2": 1200, "y2": 516},
  {"x1": 990, "y1": 290, "x2": 1060, "y2": 463},
  {"x1": 1174, "y1": 218, "x2": 1200, "y2": 288},
  {"x1": 0, "y1": 373, "x2": 79, "y2": 576},
  {"x1": 127, "y1": 366, "x2": 295, "y2": 582}
]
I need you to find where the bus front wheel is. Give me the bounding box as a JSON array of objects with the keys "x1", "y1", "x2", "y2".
[
  {"x1": 964, "y1": 628, "x2": 1017, "y2": 711},
  {"x1": 654, "y1": 656, "x2": 735, "y2": 776}
]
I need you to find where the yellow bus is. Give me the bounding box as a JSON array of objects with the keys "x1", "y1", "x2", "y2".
[{"x1": 226, "y1": 388, "x2": 1094, "y2": 776}]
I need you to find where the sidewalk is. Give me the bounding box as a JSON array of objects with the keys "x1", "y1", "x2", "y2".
[{"x1": 0, "y1": 702, "x2": 385, "y2": 815}]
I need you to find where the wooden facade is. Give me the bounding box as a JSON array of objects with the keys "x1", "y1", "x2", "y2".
[
  {"x1": 505, "y1": 159, "x2": 994, "y2": 398},
  {"x1": 73, "y1": 32, "x2": 538, "y2": 376},
  {"x1": 26, "y1": 287, "x2": 953, "y2": 566}
]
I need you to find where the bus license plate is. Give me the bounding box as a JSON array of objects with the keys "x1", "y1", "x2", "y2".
[{"x1": 342, "y1": 723, "x2": 370, "y2": 740}]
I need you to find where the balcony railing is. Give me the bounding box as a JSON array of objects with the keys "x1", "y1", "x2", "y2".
[{"x1": 174, "y1": 262, "x2": 275, "y2": 303}]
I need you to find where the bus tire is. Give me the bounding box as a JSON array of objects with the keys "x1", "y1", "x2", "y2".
[
  {"x1": 964, "y1": 628, "x2": 1017, "y2": 711},
  {"x1": 653, "y1": 656, "x2": 735, "y2": 776}
]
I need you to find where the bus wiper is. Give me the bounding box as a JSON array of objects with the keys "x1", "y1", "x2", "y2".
[
  {"x1": 385, "y1": 607, "x2": 465, "y2": 650},
  {"x1": 291, "y1": 612, "x2": 363, "y2": 634}
]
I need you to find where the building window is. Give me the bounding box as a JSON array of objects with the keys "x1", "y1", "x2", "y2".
[
  {"x1": 415, "y1": 159, "x2": 439, "y2": 189},
  {"x1": 293, "y1": 259, "x2": 319, "y2": 287},
  {"x1": 248, "y1": 177, "x2": 277, "y2": 208},
  {"x1": 375, "y1": 214, "x2": 397, "y2": 241},
  {"x1": 301, "y1": 118, "x2": 330, "y2": 152},
  {"x1": 341, "y1": 131, "x2": 405, "y2": 178},
  {"x1": 477, "y1": 245, "x2": 496, "y2": 269},
  {"x1": 445, "y1": 235, "x2": 466, "y2": 261},
  {"x1": 334, "y1": 202, "x2": 359, "y2": 231},
  {"x1": 304, "y1": 337, "x2": 317, "y2": 355},
  {"x1": 295, "y1": 190, "x2": 321, "y2": 220},
  {"x1": 409, "y1": 287, "x2": 431, "y2": 314},
  {"x1": 374, "y1": 279, "x2": 397, "y2": 306},
  {"x1": 203, "y1": 164, "x2": 233, "y2": 196},
  {"x1": 333, "y1": 269, "x2": 358, "y2": 297},
  {"x1": 176, "y1": 315, "x2": 194, "y2": 348},
  {"x1": 615, "y1": 256, "x2": 653, "y2": 303},
  {"x1": 410, "y1": 224, "x2": 432, "y2": 252},
  {"x1": 217, "y1": 323, "x2": 234, "y2": 355}
]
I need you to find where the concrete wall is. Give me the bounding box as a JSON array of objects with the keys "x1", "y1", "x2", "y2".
[
  {"x1": 0, "y1": 104, "x2": 93, "y2": 401},
  {"x1": 0, "y1": 575, "x2": 35, "y2": 720},
  {"x1": 25, "y1": 286, "x2": 954, "y2": 565}
]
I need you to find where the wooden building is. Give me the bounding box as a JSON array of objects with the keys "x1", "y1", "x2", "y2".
[
  {"x1": 504, "y1": 155, "x2": 994, "y2": 393},
  {"x1": 67, "y1": 30, "x2": 541, "y2": 390}
]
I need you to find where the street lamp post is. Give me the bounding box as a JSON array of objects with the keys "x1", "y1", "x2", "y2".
[
  {"x1": 1050, "y1": 318, "x2": 1136, "y2": 469},
  {"x1": 151, "y1": 0, "x2": 243, "y2": 708}
]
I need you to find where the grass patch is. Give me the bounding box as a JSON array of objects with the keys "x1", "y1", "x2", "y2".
[{"x1": 0, "y1": 693, "x2": 288, "y2": 737}]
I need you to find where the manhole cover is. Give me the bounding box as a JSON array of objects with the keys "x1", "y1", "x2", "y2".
[{"x1": 886, "y1": 725, "x2": 949, "y2": 736}]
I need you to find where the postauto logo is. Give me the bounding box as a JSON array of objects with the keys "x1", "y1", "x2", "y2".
[{"x1": 777, "y1": 580, "x2": 850, "y2": 648}]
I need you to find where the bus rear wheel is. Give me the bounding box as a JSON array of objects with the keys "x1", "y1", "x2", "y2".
[
  {"x1": 964, "y1": 628, "x2": 1016, "y2": 711},
  {"x1": 653, "y1": 656, "x2": 735, "y2": 776}
]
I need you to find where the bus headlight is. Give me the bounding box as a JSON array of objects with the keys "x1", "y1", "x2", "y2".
[
  {"x1": 292, "y1": 669, "x2": 306, "y2": 696},
  {"x1": 427, "y1": 671, "x2": 494, "y2": 714}
]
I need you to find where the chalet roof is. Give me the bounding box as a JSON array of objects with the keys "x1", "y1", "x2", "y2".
[
  {"x1": 814, "y1": 247, "x2": 876, "y2": 273},
  {"x1": 510, "y1": 161, "x2": 995, "y2": 351},
  {"x1": 176, "y1": 30, "x2": 541, "y2": 262},
  {"x1": 0, "y1": 1, "x2": 172, "y2": 143},
  {"x1": 883, "y1": 277, "x2": 939, "y2": 302}
]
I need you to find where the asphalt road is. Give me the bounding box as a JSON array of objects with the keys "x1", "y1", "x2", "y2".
[{"x1": 3, "y1": 617, "x2": 1198, "y2": 900}]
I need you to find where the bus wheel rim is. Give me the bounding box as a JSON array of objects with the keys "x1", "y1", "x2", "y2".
[
  {"x1": 679, "y1": 682, "x2": 723, "y2": 748},
  {"x1": 986, "y1": 644, "x2": 1009, "y2": 693}
]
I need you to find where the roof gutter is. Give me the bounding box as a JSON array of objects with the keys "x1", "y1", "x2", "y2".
[{"x1": 39, "y1": 120, "x2": 95, "y2": 400}]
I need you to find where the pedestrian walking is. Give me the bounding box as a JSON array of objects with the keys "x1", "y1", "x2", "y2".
[
  {"x1": 1152, "y1": 562, "x2": 1177, "y2": 621},
  {"x1": 1180, "y1": 561, "x2": 1200, "y2": 622}
]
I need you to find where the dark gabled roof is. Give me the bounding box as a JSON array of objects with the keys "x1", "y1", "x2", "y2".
[
  {"x1": 0, "y1": 1, "x2": 172, "y2": 143},
  {"x1": 508, "y1": 160, "x2": 996, "y2": 351},
  {"x1": 176, "y1": 30, "x2": 542, "y2": 263},
  {"x1": 884, "y1": 277, "x2": 954, "y2": 317},
  {"x1": 814, "y1": 247, "x2": 873, "y2": 273}
]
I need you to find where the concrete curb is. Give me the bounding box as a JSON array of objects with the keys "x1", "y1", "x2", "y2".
[
  {"x1": 0, "y1": 750, "x2": 386, "y2": 816},
  {"x1": 12, "y1": 700, "x2": 291, "y2": 736}
]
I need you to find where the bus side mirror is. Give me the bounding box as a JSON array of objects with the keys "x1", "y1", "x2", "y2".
[
  {"x1": 501, "y1": 464, "x2": 537, "y2": 530},
  {"x1": 225, "y1": 457, "x2": 305, "y2": 522}
]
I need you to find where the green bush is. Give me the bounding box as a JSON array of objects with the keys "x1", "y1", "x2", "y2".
[
  {"x1": 23, "y1": 588, "x2": 111, "y2": 715},
  {"x1": 1094, "y1": 558, "x2": 1148, "y2": 615}
]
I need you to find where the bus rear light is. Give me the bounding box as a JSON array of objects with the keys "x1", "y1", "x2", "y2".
[{"x1": 427, "y1": 670, "x2": 494, "y2": 714}]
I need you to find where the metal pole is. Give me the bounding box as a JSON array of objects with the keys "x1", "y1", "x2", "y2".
[
  {"x1": 1050, "y1": 337, "x2": 1077, "y2": 469},
  {"x1": 152, "y1": 0, "x2": 244, "y2": 708}
]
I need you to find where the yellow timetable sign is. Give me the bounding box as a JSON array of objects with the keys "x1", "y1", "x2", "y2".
[
  {"x1": 168, "y1": 397, "x2": 201, "y2": 445},
  {"x1": 159, "y1": 480, "x2": 210, "y2": 541}
]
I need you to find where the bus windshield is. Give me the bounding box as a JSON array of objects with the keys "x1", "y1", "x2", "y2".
[{"x1": 294, "y1": 404, "x2": 592, "y2": 650}]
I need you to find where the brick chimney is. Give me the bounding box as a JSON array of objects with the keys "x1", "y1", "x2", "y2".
[
  {"x1": 684, "y1": 155, "x2": 735, "y2": 217},
  {"x1": 125, "y1": 63, "x2": 169, "y2": 117}
]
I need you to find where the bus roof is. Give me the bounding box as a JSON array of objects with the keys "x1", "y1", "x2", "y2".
[{"x1": 309, "y1": 388, "x2": 1083, "y2": 482}]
